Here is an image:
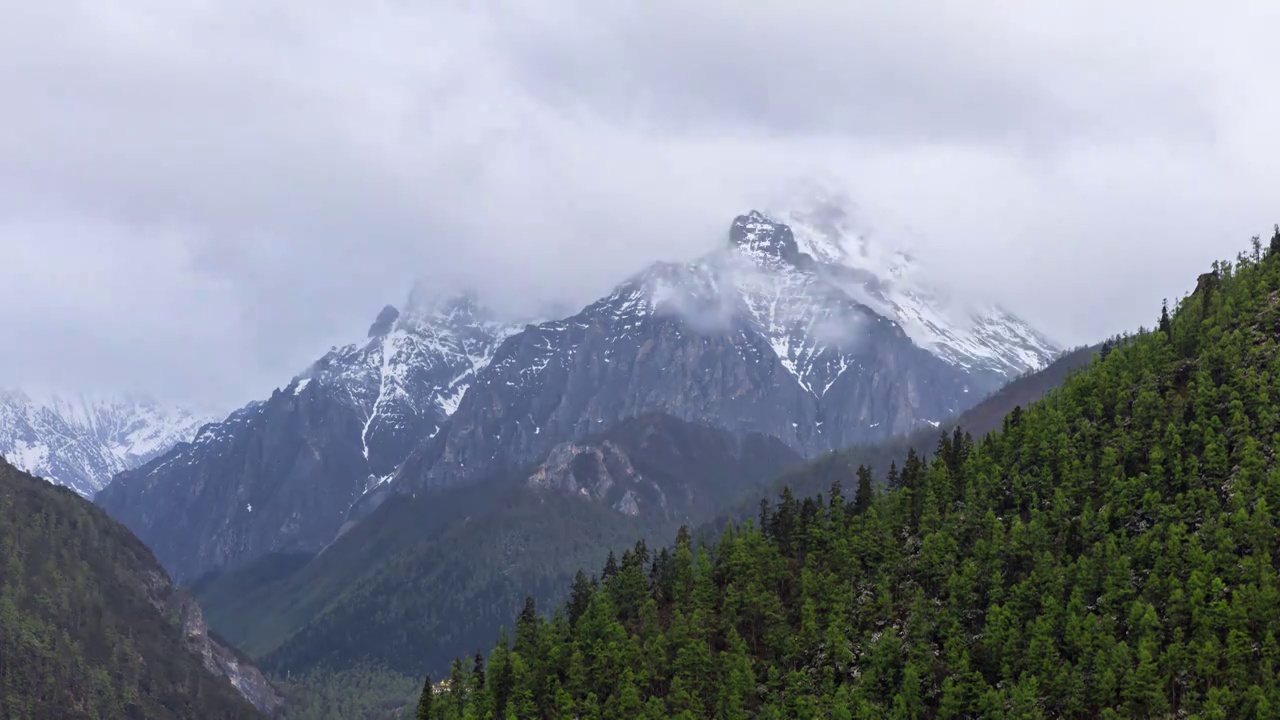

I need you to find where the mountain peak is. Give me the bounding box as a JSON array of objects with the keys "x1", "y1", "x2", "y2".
[
  {"x1": 400, "y1": 285, "x2": 493, "y2": 329},
  {"x1": 758, "y1": 179, "x2": 919, "y2": 280},
  {"x1": 728, "y1": 211, "x2": 805, "y2": 267},
  {"x1": 367, "y1": 305, "x2": 400, "y2": 338}
]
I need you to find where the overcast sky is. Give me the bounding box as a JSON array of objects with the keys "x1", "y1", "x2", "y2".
[{"x1": 2, "y1": 2, "x2": 1278, "y2": 409}]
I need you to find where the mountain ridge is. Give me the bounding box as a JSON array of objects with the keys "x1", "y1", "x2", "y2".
[
  {"x1": 98, "y1": 197, "x2": 1058, "y2": 584},
  {"x1": 389, "y1": 205, "x2": 1055, "y2": 493},
  {"x1": 0, "y1": 454, "x2": 280, "y2": 718},
  {"x1": 193, "y1": 341, "x2": 1092, "y2": 683},
  {"x1": 0, "y1": 390, "x2": 213, "y2": 497},
  {"x1": 96, "y1": 293, "x2": 523, "y2": 582}
]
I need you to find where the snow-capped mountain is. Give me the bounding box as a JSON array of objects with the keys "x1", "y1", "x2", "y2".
[
  {"x1": 308, "y1": 289, "x2": 524, "y2": 479},
  {"x1": 392, "y1": 206, "x2": 1055, "y2": 492},
  {"x1": 96, "y1": 291, "x2": 524, "y2": 581},
  {"x1": 0, "y1": 390, "x2": 212, "y2": 496},
  {"x1": 98, "y1": 194, "x2": 1058, "y2": 582},
  {"x1": 770, "y1": 188, "x2": 1058, "y2": 380}
]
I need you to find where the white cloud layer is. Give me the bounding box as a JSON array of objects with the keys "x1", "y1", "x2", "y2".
[{"x1": 2, "y1": 1, "x2": 1278, "y2": 406}]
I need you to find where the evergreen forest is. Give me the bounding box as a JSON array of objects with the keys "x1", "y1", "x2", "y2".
[
  {"x1": 0, "y1": 459, "x2": 263, "y2": 719},
  {"x1": 416, "y1": 234, "x2": 1280, "y2": 718}
]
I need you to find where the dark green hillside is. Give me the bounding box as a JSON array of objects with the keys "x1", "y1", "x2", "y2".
[
  {"x1": 708, "y1": 342, "x2": 1101, "y2": 532},
  {"x1": 192, "y1": 475, "x2": 509, "y2": 660},
  {"x1": 197, "y1": 415, "x2": 800, "y2": 682},
  {"x1": 0, "y1": 457, "x2": 267, "y2": 719},
  {"x1": 944, "y1": 342, "x2": 1100, "y2": 436},
  {"x1": 263, "y1": 483, "x2": 645, "y2": 678},
  {"x1": 189, "y1": 552, "x2": 314, "y2": 657},
  {"x1": 430, "y1": 237, "x2": 1280, "y2": 717}
]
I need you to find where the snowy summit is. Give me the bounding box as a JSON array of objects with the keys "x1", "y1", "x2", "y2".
[{"x1": 0, "y1": 390, "x2": 214, "y2": 496}]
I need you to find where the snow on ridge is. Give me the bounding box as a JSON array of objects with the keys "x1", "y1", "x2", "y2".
[
  {"x1": 755, "y1": 189, "x2": 1058, "y2": 376},
  {"x1": 581, "y1": 189, "x2": 1057, "y2": 394},
  {"x1": 0, "y1": 389, "x2": 215, "y2": 496}
]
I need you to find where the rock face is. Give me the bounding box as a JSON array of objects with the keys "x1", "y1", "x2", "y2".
[
  {"x1": 98, "y1": 196, "x2": 1058, "y2": 583},
  {"x1": 0, "y1": 390, "x2": 212, "y2": 497},
  {"x1": 530, "y1": 440, "x2": 645, "y2": 512},
  {"x1": 367, "y1": 304, "x2": 400, "y2": 338},
  {"x1": 169, "y1": 589, "x2": 284, "y2": 716},
  {"x1": 526, "y1": 413, "x2": 804, "y2": 521},
  {"x1": 97, "y1": 292, "x2": 521, "y2": 582}
]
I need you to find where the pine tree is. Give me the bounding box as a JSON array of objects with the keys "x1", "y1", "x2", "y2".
[
  {"x1": 855, "y1": 465, "x2": 875, "y2": 514},
  {"x1": 514, "y1": 596, "x2": 539, "y2": 656},
  {"x1": 448, "y1": 658, "x2": 466, "y2": 717},
  {"x1": 902, "y1": 448, "x2": 923, "y2": 490},
  {"x1": 633, "y1": 539, "x2": 650, "y2": 568},
  {"x1": 1159, "y1": 298, "x2": 1172, "y2": 336},
  {"x1": 569, "y1": 570, "x2": 593, "y2": 626},
  {"x1": 774, "y1": 487, "x2": 798, "y2": 552},
  {"x1": 489, "y1": 629, "x2": 514, "y2": 717},
  {"x1": 416, "y1": 675, "x2": 433, "y2": 720},
  {"x1": 829, "y1": 479, "x2": 844, "y2": 510},
  {"x1": 473, "y1": 650, "x2": 485, "y2": 691}
]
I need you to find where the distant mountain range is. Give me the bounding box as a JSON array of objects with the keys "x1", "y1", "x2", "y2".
[
  {"x1": 96, "y1": 291, "x2": 527, "y2": 581},
  {"x1": 96, "y1": 191, "x2": 1059, "y2": 584},
  {"x1": 0, "y1": 390, "x2": 212, "y2": 497}
]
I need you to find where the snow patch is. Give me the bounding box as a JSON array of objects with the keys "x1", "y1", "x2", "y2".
[{"x1": 0, "y1": 389, "x2": 215, "y2": 496}]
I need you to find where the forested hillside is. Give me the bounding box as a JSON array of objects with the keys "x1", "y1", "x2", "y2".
[
  {"x1": 194, "y1": 415, "x2": 800, "y2": 681},
  {"x1": 0, "y1": 457, "x2": 271, "y2": 719},
  {"x1": 707, "y1": 342, "x2": 1101, "y2": 532},
  {"x1": 424, "y1": 235, "x2": 1280, "y2": 718},
  {"x1": 193, "y1": 325, "x2": 1093, "y2": 719}
]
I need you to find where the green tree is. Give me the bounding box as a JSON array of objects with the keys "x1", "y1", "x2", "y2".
[
  {"x1": 855, "y1": 465, "x2": 875, "y2": 514},
  {"x1": 415, "y1": 675, "x2": 433, "y2": 720}
]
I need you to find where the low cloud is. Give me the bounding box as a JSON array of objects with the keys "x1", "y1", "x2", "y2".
[{"x1": 647, "y1": 251, "x2": 873, "y2": 354}]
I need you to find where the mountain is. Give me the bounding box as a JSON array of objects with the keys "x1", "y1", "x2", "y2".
[
  {"x1": 0, "y1": 390, "x2": 211, "y2": 496},
  {"x1": 714, "y1": 342, "x2": 1103, "y2": 525},
  {"x1": 192, "y1": 332, "x2": 1088, "y2": 683},
  {"x1": 423, "y1": 237, "x2": 1280, "y2": 717},
  {"x1": 0, "y1": 455, "x2": 280, "y2": 718},
  {"x1": 195, "y1": 340, "x2": 1091, "y2": 711},
  {"x1": 100, "y1": 194, "x2": 1056, "y2": 584},
  {"x1": 766, "y1": 186, "x2": 1057, "y2": 380},
  {"x1": 192, "y1": 414, "x2": 803, "y2": 678},
  {"x1": 96, "y1": 292, "x2": 521, "y2": 583},
  {"x1": 390, "y1": 203, "x2": 1056, "y2": 492}
]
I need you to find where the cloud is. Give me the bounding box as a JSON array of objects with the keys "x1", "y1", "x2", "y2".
[{"x1": 1, "y1": 2, "x2": 1278, "y2": 406}]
